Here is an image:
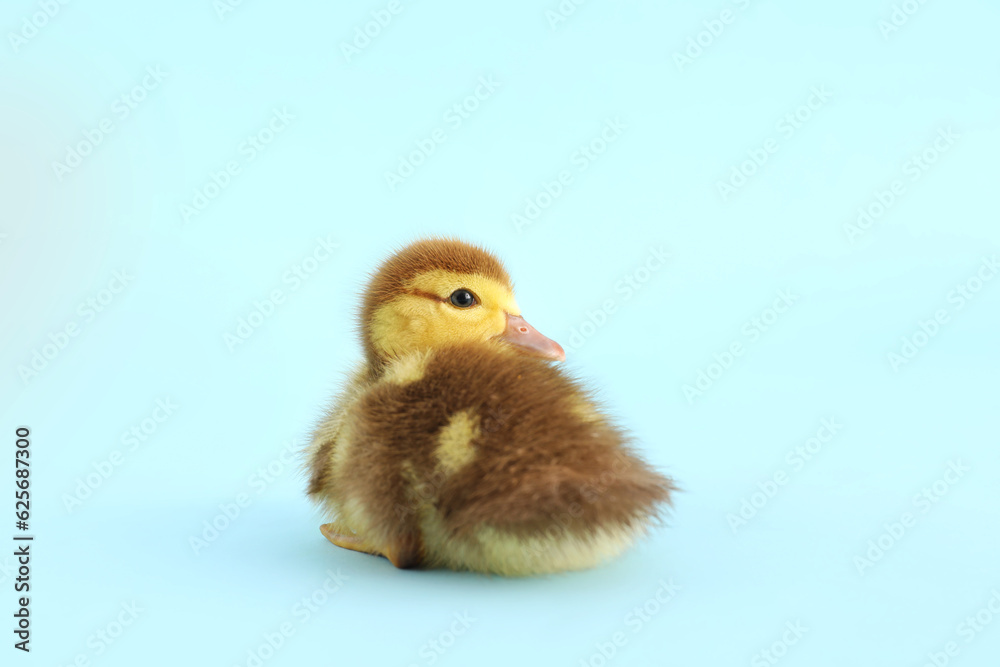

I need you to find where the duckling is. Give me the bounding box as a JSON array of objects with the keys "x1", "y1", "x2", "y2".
[{"x1": 304, "y1": 238, "x2": 674, "y2": 575}]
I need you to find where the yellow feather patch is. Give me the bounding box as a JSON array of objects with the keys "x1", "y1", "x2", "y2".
[
  {"x1": 471, "y1": 524, "x2": 641, "y2": 575},
  {"x1": 369, "y1": 270, "x2": 520, "y2": 360},
  {"x1": 337, "y1": 496, "x2": 375, "y2": 542},
  {"x1": 435, "y1": 409, "x2": 480, "y2": 474},
  {"x1": 382, "y1": 351, "x2": 431, "y2": 385},
  {"x1": 569, "y1": 396, "x2": 602, "y2": 424},
  {"x1": 415, "y1": 505, "x2": 645, "y2": 575},
  {"x1": 330, "y1": 420, "x2": 354, "y2": 479}
]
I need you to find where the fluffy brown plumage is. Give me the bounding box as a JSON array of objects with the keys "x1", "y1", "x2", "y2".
[{"x1": 305, "y1": 238, "x2": 674, "y2": 575}]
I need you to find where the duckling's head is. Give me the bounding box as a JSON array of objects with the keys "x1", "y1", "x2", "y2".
[{"x1": 360, "y1": 238, "x2": 564, "y2": 372}]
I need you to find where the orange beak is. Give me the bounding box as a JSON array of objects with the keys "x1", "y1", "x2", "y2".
[{"x1": 500, "y1": 313, "x2": 565, "y2": 361}]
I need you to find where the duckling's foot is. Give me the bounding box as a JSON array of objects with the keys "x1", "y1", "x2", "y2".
[
  {"x1": 319, "y1": 523, "x2": 379, "y2": 556},
  {"x1": 383, "y1": 534, "x2": 422, "y2": 570},
  {"x1": 319, "y1": 523, "x2": 422, "y2": 570}
]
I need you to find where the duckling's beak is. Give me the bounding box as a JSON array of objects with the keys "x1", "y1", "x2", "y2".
[{"x1": 501, "y1": 313, "x2": 566, "y2": 361}]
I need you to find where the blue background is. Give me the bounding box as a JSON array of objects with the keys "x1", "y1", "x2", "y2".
[{"x1": 2, "y1": 0, "x2": 999, "y2": 665}]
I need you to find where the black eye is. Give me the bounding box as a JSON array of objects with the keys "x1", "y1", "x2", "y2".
[{"x1": 449, "y1": 289, "x2": 476, "y2": 308}]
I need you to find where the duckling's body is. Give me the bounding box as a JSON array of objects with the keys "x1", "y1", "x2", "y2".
[{"x1": 305, "y1": 239, "x2": 674, "y2": 575}]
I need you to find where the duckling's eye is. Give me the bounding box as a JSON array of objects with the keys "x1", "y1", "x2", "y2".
[{"x1": 449, "y1": 289, "x2": 477, "y2": 308}]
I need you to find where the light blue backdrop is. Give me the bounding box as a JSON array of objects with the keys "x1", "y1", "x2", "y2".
[{"x1": 2, "y1": 0, "x2": 998, "y2": 665}]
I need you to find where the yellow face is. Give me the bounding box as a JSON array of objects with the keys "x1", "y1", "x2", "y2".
[{"x1": 370, "y1": 270, "x2": 521, "y2": 360}]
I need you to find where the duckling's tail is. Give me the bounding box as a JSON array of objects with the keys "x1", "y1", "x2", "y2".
[{"x1": 416, "y1": 425, "x2": 675, "y2": 575}]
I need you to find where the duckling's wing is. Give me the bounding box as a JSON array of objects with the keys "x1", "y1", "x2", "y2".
[{"x1": 419, "y1": 346, "x2": 675, "y2": 539}]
